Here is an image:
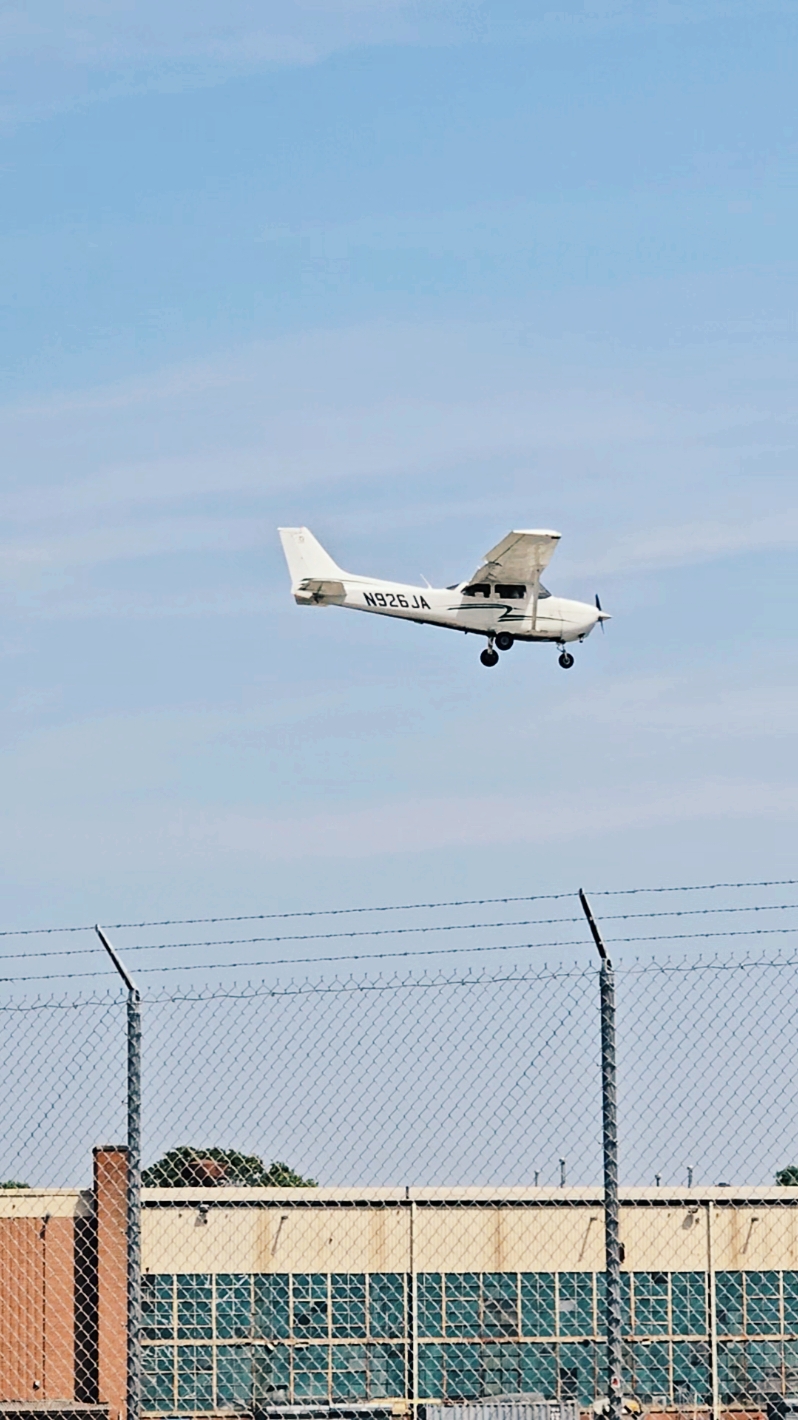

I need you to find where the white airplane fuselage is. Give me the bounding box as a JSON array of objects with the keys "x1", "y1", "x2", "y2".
[{"x1": 295, "y1": 574, "x2": 602, "y2": 644}]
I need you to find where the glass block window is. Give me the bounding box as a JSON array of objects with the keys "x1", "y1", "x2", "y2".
[
  {"x1": 293, "y1": 1343, "x2": 329, "y2": 1398},
  {"x1": 331, "y1": 1274, "x2": 366, "y2": 1337},
  {"x1": 369, "y1": 1274, "x2": 405, "y2": 1338},
  {"x1": 293, "y1": 1275, "x2": 328, "y2": 1339},
  {"x1": 253, "y1": 1341, "x2": 290, "y2": 1402},
  {"x1": 746, "y1": 1273, "x2": 781, "y2": 1334},
  {"x1": 520, "y1": 1341, "x2": 557, "y2": 1396},
  {"x1": 254, "y1": 1273, "x2": 290, "y2": 1339},
  {"x1": 143, "y1": 1343, "x2": 174, "y2": 1408},
  {"x1": 746, "y1": 1339, "x2": 783, "y2": 1397},
  {"x1": 631, "y1": 1340, "x2": 670, "y2": 1400},
  {"x1": 176, "y1": 1344, "x2": 213, "y2": 1410},
  {"x1": 521, "y1": 1273, "x2": 556, "y2": 1337},
  {"x1": 672, "y1": 1273, "x2": 707, "y2": 1336},
  {"x1": 559, "y1": 1340, "x2": 597, "y2": 1404},
  {"x1": 483, "y1": 1273, "x2": 518, "y2": 1336},
  {"x1": 634, "y1": 1273, "x2": 669, "y2": 1335},
  {"x1": 176, "y1": 1276, "x2": 212, "y2": 1340},
  {"x1": 216, "y1": 1275, "x2": 251, "y2": 1339},
  {"x1": 717, "y1": 1273, "x2": 744, "y2": 1334},
  {"x1": 483, "y1": 1340, "x2": 522, "y2": 1393},
  {"x1": 418, "y1": 1342, "x2": 442, "y2": 1398},
  {"x1": 216, "y1": 1346, "x2": 253, "y2": 1407},
  {"x1": 718, "y1": 1340, "x2": 746, "y2": 1402},
  {"x1": 558, "y1": 1273, "x2": 594, "y2": 1336},
  {"x1": 442, "y1": 1342, "x2": 481, "y2": 1399},
  {"x1": 446, "y1": 1273, "x2": 481, "y2": 1337},
  {"x1": 418, "y1": 1274, "x2": 443, "y2": 1337},
  {"x1": 142, "y1": 1275, "x2": 173, "y2": 1341},
  {"x1": 369, "y1": 1342, "x2": 405, "y2": 1397},
  {"x1": 332, "y1": 1342, "x2": 368, "y2": 1400},
  {"x1": 672, "y1": 1340, "x2": 710, "y2": 1404}
]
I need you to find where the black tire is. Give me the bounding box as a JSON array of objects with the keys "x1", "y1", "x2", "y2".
[
  {"x1": 495, "y1": 632, "x2": 514, "y2": 652},
  {"x1": 558, "y1": 651, "x2": 575, "y2": 669},
  {"x1": 480, "y1": 648, "x2": 499, "y2": 667}
]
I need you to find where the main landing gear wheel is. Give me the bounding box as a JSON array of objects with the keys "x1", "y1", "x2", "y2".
[
  {"x1": 558, "y1": 651, "x2": 575, "y2": 669},
  {"x1": 480, "y1": 647, "x2": 500, "y2": 667},
  {"x1": 495, "y1": 632, "x2": 514, "y2": 652}
]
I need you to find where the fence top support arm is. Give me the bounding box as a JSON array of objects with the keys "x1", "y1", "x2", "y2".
[
  {"x1": 579, "y1": 889, "x2": 610, "y2": 965},
  {"x1": 95, "y1": 925, "x2": 139, "y2": 996}
]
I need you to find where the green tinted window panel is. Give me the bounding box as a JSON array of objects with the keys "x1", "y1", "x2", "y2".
[
  {"x1": 442, "y1": 1342, "x2": 482, "y2": 1399},
  {"x1": 216, "y1": 1275, "x2": 252, "y2": 1339},
  {"x1": 418, "y1": 1343, "x2": 443, "y2": 1399},
  {"x1": 483, "y1": 1274, "x2": 518, "y2": 1337},
  {"x1": 673, "y1": 1341, "x2": 711, "y2": 1405},
  {"x1": 597, "y1": 1273, "x2": 631, "y2": 1336},
  {"x1": 672, "y1": 1273, "x2": 707, "y2": 1337},
  {"x1": 253, "y1": 1342, "x2": 290, "y2": 1402},
  {"x1": 142, "y1": 1275, "x2": 173, "y2": 1341},
  {"x1": 631, "y1": 1341, "x2": 670, "y2": 1400},
  {"x1": 293, "y1": 1275, "x2": 328, "y2": 1339},
  {"x1": 331, "y1": 1274, "x2": 366, "y2": 1337},
  {"x1": 785, "y1": 1275, "x2": 798, "y2": 1332},
  {"x1": 446, "y1": 1274, "x2": 481, "y2": 1337},
  {"x1": 559, "y1": 1341, "x2": 598, "y2": 1405},
  {"x1": 483, "y1": 1341, "x2": 523, "y2": 1394},
  {"x1": 142, "y1": 1343, "x2": 174, "y2": 1408},
  {"x1": 521, "y1": 1274, "x2": 556, "y2": 1337},
  {"x1": 718, "y1": 1340, "x2": 747, "y2": 1403},
  {"x1": 368, "y1": 1343, "x2": 406, "y2": 1398},
  {"x1": 558, "y1": 1274, "x2": 594, "y2": 1337},
  {"x1": 332, "y1": 1342, "x2": 368, "y2": 1400},
  {"x1": 745, "y1": 1273, "x2": 781, "y2": 1334},
  {"x1": 784, "y1": 1338, "x2": 798, "y2": 1388},
  {"x1": 634, "y1": 1273, "x2": 669, "y2": 1336},
  {"x1": 716, "y1": 1273, "x2": 744, "y2": 1334},
  {"x1": 418, "y1": 1275, "x2": 443, "y2": 1337},
  {"x1": 176, "y1": 1344, "x2": 214, "y2": 1410},
  {"x1": 176, "y1": 1276, "x2": 212, "y2": 1340},
  {"x1": 254, "y1": 1274, "x2": 290, "y2": 1339},
  {"x1": 520, "y1": 1342, "x2": 557, "y2": 1398},
  {"x1": 369, "y1": 1274, "x2": 405, "y2": 1338},
  {"x1": 216, "y1": 1346, "x2": 253, "y2": 1407},
  {"x1": 746, "y1": 1339, "x2": 783, "y2": 1397},
  {"x1": 293, "y1": 1344, "x2": 329, "y2": 1399}
]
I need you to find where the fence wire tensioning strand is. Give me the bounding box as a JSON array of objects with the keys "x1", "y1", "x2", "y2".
[
  {"x1": 4, "y1": 950, "x2": 798, "y2": 1415},
  {"x1": 0, "y1": 875, "x2": 795, "y2": 938}
]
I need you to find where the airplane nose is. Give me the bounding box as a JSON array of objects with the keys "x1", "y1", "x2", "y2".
[{"x1": 597, "y1": 610, "x2": 611, "y2": 621}]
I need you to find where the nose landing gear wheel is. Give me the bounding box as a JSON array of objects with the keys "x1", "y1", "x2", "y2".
[
  {"x1": 558, "y1": 651, "x2": 575, "y2": 669},
  {"x1": 480, "y1": 647, "x2": 500, "y2": 667},
  {"x1": 495, "y1": 632, "x2": 514, "y2": 651}
]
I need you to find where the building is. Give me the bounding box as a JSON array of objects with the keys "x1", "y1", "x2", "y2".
[{"x1": 4, "y1": 1153, "x2": 798, "y2": 1419}]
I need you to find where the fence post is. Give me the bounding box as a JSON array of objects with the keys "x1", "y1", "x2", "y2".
[
  {"x1": 96, "y1": 927, "x2": 142, "y2": 1420},
  {"x1": 579, "y1": 890, "x2": 623, "y2": 1420}
]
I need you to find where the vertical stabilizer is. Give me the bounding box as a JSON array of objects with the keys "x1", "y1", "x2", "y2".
[{"x1": 278, "y1": 528, "x2": 345, "y2": 587}]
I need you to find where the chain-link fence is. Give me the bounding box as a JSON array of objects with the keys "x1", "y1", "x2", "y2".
[{"x1": 3, "y1": 886, "x2": 798, "y2": 1420}]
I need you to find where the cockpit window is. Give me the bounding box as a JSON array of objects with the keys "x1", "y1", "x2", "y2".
[
  {"x1": 538, "y1": 583, "x2": 551, "y2": 599},
  {"x1": 495, "y1": 584, "x2": 526, "y2": 600},
  {"x1": 463, "y1": 583, "x2": 492, "y2": 598}
]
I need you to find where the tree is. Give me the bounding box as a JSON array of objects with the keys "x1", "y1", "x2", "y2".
[
  {"x1": 777, "y1": 1166, "x2": 798, "y2": 1186},
  {"x1": 141, "y1": 1146, "x2": 316, "y2": 1188},
  {"x1": 0, "y1": 1180, "x2": 29, "y2": 1189}
]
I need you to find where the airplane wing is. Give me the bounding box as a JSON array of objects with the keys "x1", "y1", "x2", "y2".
[{"x1": 469, "y1": 529, "x2": 561, "y2": 584}]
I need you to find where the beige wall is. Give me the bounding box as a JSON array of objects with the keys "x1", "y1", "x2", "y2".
[{"x1": 141, "y1": 1187, "x2": 798, "y2": 1275}]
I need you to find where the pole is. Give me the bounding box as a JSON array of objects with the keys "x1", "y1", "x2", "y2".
[
  {"x1": 96, "y1": 927, "x2": 142, "y2": 1420},
  {"x1": 579, "y1": 890, "x2": 623, "y2": 1420}
]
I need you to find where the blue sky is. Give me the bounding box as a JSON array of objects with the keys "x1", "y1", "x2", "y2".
[{"x1": 1, "y1": 0, "x2": 797, "y2": 948}]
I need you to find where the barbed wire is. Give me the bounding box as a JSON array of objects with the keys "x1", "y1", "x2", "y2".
[{"x1": 0, "y1": 877, "x2": 794, "y2": 941}]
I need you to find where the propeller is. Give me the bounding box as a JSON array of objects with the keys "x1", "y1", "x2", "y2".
[{"x1": 595, "y1": 593, "x2": 606, "y2": 632}]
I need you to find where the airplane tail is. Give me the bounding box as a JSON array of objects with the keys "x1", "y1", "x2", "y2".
[{"x1": 278, "y1": 528, "x2": 345, "y2": 587}]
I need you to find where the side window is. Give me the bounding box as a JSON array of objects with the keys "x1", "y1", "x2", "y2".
[
  {"x1": 495, "y1": 585, "x2": 526, "y2": 600},
  {"x1": 463, "y1": 584, "x2": 492, "y2": 598}
]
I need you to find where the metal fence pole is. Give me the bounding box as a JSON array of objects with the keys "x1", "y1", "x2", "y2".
[
  {"x1": 96, "y1": 927, "x2": 142, "y2": 1420},
  {"x1": 580, "y1": 890, "x2": 623, "y2": 1420}
]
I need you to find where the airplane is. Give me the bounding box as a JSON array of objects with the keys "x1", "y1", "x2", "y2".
[{"x1": 278, "y1": 526, "x2": 609, "y2": 668}]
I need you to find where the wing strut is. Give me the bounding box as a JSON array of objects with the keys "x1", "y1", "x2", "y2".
[{"x1": 531, "y1": 570, "x2": 540, "y2": 631}]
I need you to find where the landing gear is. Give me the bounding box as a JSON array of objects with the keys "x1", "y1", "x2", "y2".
[
  {"x1": 495, "y1": 632, "x2": 514, "y2": 652},
  {"x1": 480, "y1": 647, "x2": 500, "y2": 667},
  {"x1": 558, "y1": 651, "x2": 575, "y2": 669}
]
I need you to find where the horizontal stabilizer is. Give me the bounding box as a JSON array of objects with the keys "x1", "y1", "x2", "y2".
[{"x1": 294, "y1": 579, "x2": 346, "y2": 606}]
